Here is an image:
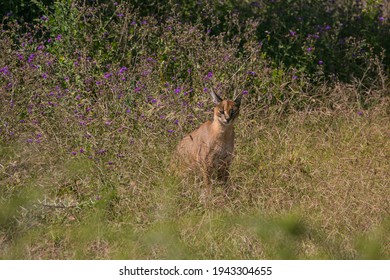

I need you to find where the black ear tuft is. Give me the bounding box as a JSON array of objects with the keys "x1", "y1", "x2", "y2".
[{"x1": 234, "y1": 94, "x2": 242, "y2": 107}]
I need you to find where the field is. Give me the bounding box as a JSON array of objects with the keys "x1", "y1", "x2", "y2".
[{"x1": 0, "y1": 0, "x2": 389, "y2": 259}]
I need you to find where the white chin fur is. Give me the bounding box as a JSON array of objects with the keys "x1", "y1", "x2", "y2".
[{"x1": 219, "y1": 118, "x2": 233, "y2": 125}]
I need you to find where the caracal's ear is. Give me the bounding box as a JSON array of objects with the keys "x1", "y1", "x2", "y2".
[
  {"x1": 210, "y1": 88, "x2": 223, "y2": 104},
  {"x1": 234, "y1": 94, "x2": 242, "y2": 107}
]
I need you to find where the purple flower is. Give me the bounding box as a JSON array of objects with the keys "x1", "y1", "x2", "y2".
[
  {"x1": 104, "y1": 120, "x2": 112, "y2": 126},
  {"x1": 26, "y1": 139, "x2": 33, "y2": 143},
  {"x1": 117, "y1": 13, "x2": 124, "y2": 17},
  {"x1": 357, "y1": 111, "x2": 363, "y2": 116},
  {"x1": 289, "y1": 30, "x2": 297, "y2": 36},
  {"x1": 293, "y1": 75, "x2": 298, "y2": 80},
  {"x1": 119, "y1": 66, "x2": 127, "y2": 74},
  {"x1": 318, "y1": 60, "x2": 324, "y2": 65},
  {"x1": 206, "y1": 71, "x2": 213, "y2": 79},
  {"x1": 242, "y1": 90, "x2": 249, "y2": 95},
  {"x1": 307, "y1": 47, "x2": 313, "y2": 52},
  {"x1": 42, "y1": 73, "x2": 48, "y2": 79},
  {"x1": 325, "y1": 25, "x2": 331, "y2": 30},
  {"x1": 71, "y1": 151, "x2": 77, "y2": 156},
  {"x1": 107, "y1": 161, "x2": 114, "y2": 165},
  {"x1": 203, "y1": 87, "x2": 208, "y2": 92},
  {"x1": 104, "y1": 72, "x2": 113, "y2": 79},
  {"x1": 150, "y1": 99, "x2": 157, "y2": 104},
  {"x1": 17, "y1": 54, "x2": 24, "y2": 60},
  {"x1": 56, "y1": 34, "x2": 62, "y2": 41},
  {"x1": 80, "y1": 148, "x2": 85, "y2": 153},
  {"x1": 167, "y1": 129, "x2": 174, "y2": 133},
  {"x1": 41, "y1": 15, "x2": 48, "y2": 21},
  {"x1": 174, "y1": 120, "x2": 179, "y2": 125},
  {"x1": 379, "y1": 17, "x2": 384, "y2": 22},
  {"x1": 174, "y1": 87, "x2": 181, "y2": 94},
  {"x1": 28, "y1": 54, "x2": 35, "y2": 63},
  {"x1": 0, "y1": 66, "x2": 10, "y2": 76}
]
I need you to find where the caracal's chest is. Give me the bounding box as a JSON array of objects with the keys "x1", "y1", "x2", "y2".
[{"x1": 199, "y1": 131, "x2": 234, "y2": 167}]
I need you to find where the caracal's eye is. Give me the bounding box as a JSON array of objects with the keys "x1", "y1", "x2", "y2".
[{"x1": 219, "y1": 110, "x2": 224, "y2": 114}]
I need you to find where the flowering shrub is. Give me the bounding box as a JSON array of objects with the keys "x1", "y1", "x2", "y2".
[{"x1": 1, "y1": 0, "x2": 388, "y2": 152}]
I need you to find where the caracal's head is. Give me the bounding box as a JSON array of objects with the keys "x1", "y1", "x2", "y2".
[{"x1": 210, "y1": 89, "x2": 242, "y2": 126}]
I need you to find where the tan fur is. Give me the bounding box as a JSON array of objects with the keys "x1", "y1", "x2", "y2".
[{"x1": 173, "y1": 90, "x2": 242, "y2": 192}]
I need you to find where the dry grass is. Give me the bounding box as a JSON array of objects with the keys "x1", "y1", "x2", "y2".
[{"x1": 1, "y1": 99, "x2": 389, "y2": 260}]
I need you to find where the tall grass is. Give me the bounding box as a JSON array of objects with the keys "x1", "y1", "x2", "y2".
[{"x1": 0, "y1": 0, "x2": 389, "y2": 259}]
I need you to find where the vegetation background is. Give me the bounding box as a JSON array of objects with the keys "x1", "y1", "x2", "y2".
[{"x1": 0, "y1": 0, "x2": 389, "y2": 259}]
